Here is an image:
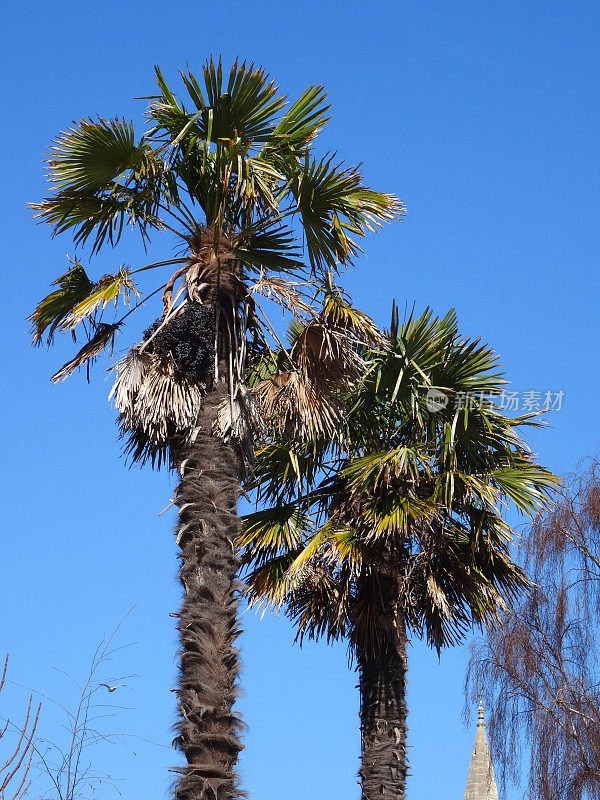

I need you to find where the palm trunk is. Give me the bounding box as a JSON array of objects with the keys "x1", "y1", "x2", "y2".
[
  {"x1": 357, "y1": 589, "x2": 408, "y2": 799},
  {"x1": 171, "y1": 382, "x2": 244, "y2": 800}
]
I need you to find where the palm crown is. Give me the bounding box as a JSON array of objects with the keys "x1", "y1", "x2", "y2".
[
  {"x1": 30, "y1": 58, "x2": 403, "y2": 463},
  {"x1": 241, "y1": 306, "x2": 558, "y2": 652}
]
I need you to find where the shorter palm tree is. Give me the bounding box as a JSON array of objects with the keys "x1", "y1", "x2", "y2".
[{"x1": 240, "y1": 305, "x2": 558, "y2": 800}]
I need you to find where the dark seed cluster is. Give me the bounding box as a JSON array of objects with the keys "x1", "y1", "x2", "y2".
[{"x1": 144, "y1": 303, "x2": 216, "y2": 382}]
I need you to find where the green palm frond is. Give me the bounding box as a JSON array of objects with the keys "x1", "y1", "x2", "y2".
[
  {"x1": 285, "y1": 520, "x2": 338, "y2": 574},
  {"x1": 361, "y1": 492, "x2": 438, "y2": 536},
  {"x1": 148, "y1": 60, "x2": 287, "y2": 173},
  {"x1": 30, "y1": 190, "x2": 165, "y2": 253},
  {"x1": 239, "y1": 505, "x2": 310, "y2": 560},
  {"x1": 437, "y1": 470, "x2": 499, "y2": 511},
  {"x1": 30, "y1": 118, "x2": 167, "y2": 253},
  {"x1": 244, "y1": 553, "x2": 300, "y2": 607},
  {"x1": 29, "y1": 261, "x2": 94, "y2": 345},
  {"x1": 61, "y1": 267, "x2": 138, "y2": 331},
  {"x1": 260, "y1": 84, "x2": 331, "y2": 159},
  {"x1": 243, "y1": 303, "x2": 559, "y2": 658},
  {"x1": 291, "y1": 153, "x2": 405, "y2": 271},
  {"x1": 492, "y1": 462, "x2": 557, "y2": 516},
  {"x1": 234, "y1": 222, "x2": 303, "y2": 275},
  {"x1": 342, "y1": 445, "x2": 429, "y2": 494},
  {"x1": 44, "y1": 117, "x2": 154, "y2": 192},
  {"x1": 200, "y1": 58, "x2": 286, "y2": 144},
  {"x1": 431, "y1": 335, "x2": 505, "y2": 396},
  {"x1": 247, "y1": 441, "x2": 327, "y2": 504}
]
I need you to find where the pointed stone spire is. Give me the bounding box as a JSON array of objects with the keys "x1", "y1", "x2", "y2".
[{"x1": 463, "y1": 701, "x2": 499, "y2": 800}]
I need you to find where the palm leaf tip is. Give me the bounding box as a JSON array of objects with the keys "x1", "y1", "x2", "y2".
[
  {"x1": 320, "y1": 274, "x2": 382, "y2": 343},
  {"x1": 152, "y1": 56, "x2": 287, "y2": 147}
]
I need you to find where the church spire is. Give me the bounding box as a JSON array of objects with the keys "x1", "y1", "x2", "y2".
[{"x1": 463, "y1": 701, "x2": 499, "y2": 800}]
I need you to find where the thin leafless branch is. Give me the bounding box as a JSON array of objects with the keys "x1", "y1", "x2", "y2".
[
  {"x1": 467, "y1": 457, "x2": 600, "y2": 800},
  {"x1": 0, "y1": 656, "x2": 40, "y2": 800}
]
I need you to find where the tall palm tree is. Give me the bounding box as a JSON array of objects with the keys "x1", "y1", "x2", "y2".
[
  {"x1": 29, "y1": 59, "x2": 403, "y2": 800},
  {"x1": 241, "y1": 305, "x2": 558, "y2": 800}
]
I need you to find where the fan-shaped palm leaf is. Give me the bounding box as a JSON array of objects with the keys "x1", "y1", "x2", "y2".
[{"x1": 29, "y1": 261, "x2": 93, "y2": 345}]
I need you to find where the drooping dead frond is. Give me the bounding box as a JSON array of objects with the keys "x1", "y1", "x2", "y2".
[
  {"x1": 294, "y1": 321, "x2": 363, "y2": 386},
  {"x1": 110, "y1": 297, "x2": 262, "y2": 466},
  {"x1": 51, "y1": 323, "x2": 119, "y2": 383},
  {"x1": 249, "y1": 276, "x2": 313, "y2": 319},
  {"x1": 108, "y1": 345, "x2": 153, "y2": 410},
  {"x1": 426, "y1": 574, "x2": 452, "y2": 621},
  {"x1": 252, "y1": 368, "x2": 342, "y2": 439},
  {"x1": 250, "y1": 316, "x2": 364, "y2": 440},
  {"x1": 110, "y1": 346, "x2": 205, "y2": 466},
  {"x1": 214, "y1": 384, "x2": 264, "y2": 461}
]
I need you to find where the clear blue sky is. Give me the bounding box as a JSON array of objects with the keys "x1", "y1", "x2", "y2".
[{"x1": 2, "y1": 2, "x2": 599, "y2": 799}]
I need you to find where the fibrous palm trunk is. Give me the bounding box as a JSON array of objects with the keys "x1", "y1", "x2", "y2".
[
  {"x1": 357, "y1": 577, "x2": 408, "y2": 800},
  {"x1": 172, "y1": 381, "x2": 244, "y2": 800}
]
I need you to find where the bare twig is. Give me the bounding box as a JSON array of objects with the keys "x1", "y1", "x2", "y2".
[
  {"x1": 0, "y1": 655, "x2": 40, "y2": 800},
  {"x1": 467, "y1": 457, "x2": 600, "y2": 800}
]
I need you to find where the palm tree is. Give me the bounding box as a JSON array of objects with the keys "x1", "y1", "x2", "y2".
[
  {"x1": 29, "y1": 59, "x2": 403, "y2": 800},
  {"x1": 241, "y1": 305, "x2": 558, "y2": 800}
]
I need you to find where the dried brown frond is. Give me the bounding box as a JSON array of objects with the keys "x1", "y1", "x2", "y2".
[
  {"x1": 51, "y1": 323, "x2": 119, "y2": 383},
  {"x1": 250, "y1": 318, "x2": 361, "y2": 439},
  {"x1": 249, "y1": 276, "x2": 313, "y2": 319},
  {"x1": 214, "y1": 385, "x2": 264, "y2": 463},
  {"x1": 110, "y1": 346, "x2": 205, "y2": 465},
  {"x1": 426, "y1": 574, "x2": 451, "y2": 620},
  {"x1": 252, "y1": 368, "x2": 342, "y2": 440},
  {"x1": 293, "y1": 322, "x2": 362, "y2": 385}
]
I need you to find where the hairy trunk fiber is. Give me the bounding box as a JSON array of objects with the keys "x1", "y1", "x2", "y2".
[
  {"x1": 171, "y1": 382, "x2": 244, "y2": 800},
  {"x1": 357, "y1": 583, "x2": 408, "y2": 800}
]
